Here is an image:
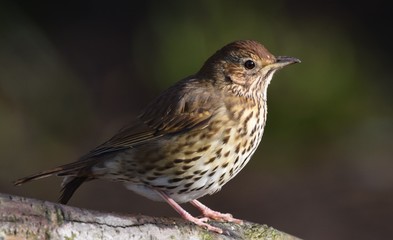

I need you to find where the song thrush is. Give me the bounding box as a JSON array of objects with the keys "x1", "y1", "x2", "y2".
[{"x1": 15, "y1": 40, "x2": 300, "y2": 233}]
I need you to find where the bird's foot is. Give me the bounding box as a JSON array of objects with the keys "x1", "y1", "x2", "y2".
[
  {"x1": 185, "y1": 215, "x2": 223, "y2": 233},
  {"x1": 156, "y1": 190, "x2": 223, "y2": 233},
  {"x1": 191, "y1": 199, "x2": 243, "y2": 224},
  {"x1": 202, "y1": 210, "x2": 243, "y2": 224}
]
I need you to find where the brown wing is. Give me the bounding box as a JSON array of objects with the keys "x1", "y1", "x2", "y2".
[
  {"x1": 84, "y1": 77, "x2": 218, "y2": 158},
  {"x1": 14, "y1": 77, "x2": 219, "y2": 203},
  {"x1": 140, "y1": 78, "x2": 217, "y2": 133}
]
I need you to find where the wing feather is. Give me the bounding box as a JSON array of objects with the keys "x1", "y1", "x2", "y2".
[
  {"x1": 81, "y1": 77, "x2": 219, "y2": 160},
  {"x1": 14, "y1": 77, "x2": 220, "y2": 195}
]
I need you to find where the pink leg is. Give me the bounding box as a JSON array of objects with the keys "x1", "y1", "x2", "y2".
[
  {"x1": 156, "y1": 191, "x2": 223, "y2": 234},
  {"x1": 191, "y1": 200, "x2": 243, "y2": 224}
]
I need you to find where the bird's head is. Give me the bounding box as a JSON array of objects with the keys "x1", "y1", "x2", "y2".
[{"x1": 198, "y1": 40, "x2": 300, "y2": 99}]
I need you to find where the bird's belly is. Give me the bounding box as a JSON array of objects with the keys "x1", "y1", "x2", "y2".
[
  {"x1": 100, "y1": 108, "x2": 266, "y2": 203},
  {"x1": 129, "y1": 119, "x2": 264, "y2": 203}
]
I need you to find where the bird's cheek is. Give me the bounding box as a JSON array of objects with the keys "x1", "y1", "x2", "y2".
[{"x1": 227, "y1": 72, "x2": 247, "y2": 86}]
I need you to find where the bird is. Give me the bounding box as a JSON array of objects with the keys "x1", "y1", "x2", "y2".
[{"x1": 14, "y1": 40, "x2": 300, "y2": 234}]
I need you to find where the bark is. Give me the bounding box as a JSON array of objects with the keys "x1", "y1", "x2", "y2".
[{"x1": 0, "y1": 193, "x2": 300, "y2": 240}]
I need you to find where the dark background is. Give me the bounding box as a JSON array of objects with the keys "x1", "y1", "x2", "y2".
[{"x1": 1, "y1": 1, "x2": 392, "y2": 239}]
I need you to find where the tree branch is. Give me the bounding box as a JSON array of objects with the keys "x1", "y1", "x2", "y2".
[{"x1": 0, "y1": 193, "x2": 300, "y2": 239}]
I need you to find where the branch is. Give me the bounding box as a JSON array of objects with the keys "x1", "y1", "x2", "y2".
[{"x1": 0, "y1": 193, "x2": 300, "y2": 239}]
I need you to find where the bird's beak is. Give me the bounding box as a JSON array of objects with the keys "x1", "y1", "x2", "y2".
[{"x1": 270, "y1": 56, "x2": 301, "y2": 69}]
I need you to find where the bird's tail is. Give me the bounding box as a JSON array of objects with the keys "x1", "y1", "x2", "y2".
[
  {"x1": 59, "y1": 176, "x2": 88, "y2": 204},
  {"x1": 13, "y1": 160, "x2": 93, "y2": 186},
  {"x1": 13, "y1": 160, "x2": 97, "y2": 204},
  {"x1": 14, "y1": 146, "x2": 127, "y2": 204}
]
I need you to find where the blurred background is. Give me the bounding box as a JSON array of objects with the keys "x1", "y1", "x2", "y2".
[{"x1": 1, "y1": 1, "x2": 392, "y2": 239}]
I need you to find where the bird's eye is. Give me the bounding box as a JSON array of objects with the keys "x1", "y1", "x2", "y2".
[{"x1": 244, "y1": 60, "x2": 255, "y2": 70}]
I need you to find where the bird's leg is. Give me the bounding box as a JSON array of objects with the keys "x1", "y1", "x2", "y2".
[
  {"x1": 156, "y1": 191, "x2": 223, "y2": 234},
  {"x1": 191, "y1": 199, "x2": 243, "y2": 224}
]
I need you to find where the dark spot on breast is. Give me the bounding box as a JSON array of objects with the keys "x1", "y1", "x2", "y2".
[
  {"x1": 197, "y1": 145, "x2": 211, "y2": 153},
  {"x1": 235, "y1": 143, "x2": 241, "y2": 154},
  {"x1": 146, "y1": 176, "x2": 157, "y2": 181},
  {"x1": 195, "y1": 186, "x2": 204, "y2": 191},
  {"x1": 184, "y1": 156, "x2": 201, "y2": 163},
  {"x1": 239, "y1": 154, "x2": 252, "y2": 169},
  {"x1": 175, "y1": 170, "x2": 185, "y2": 175},
  {"x1": 184, "y1": 175, "x2": 193, "y2": 180},
  {"x1": 184, "y1": 182, "x2": 193, "y2": 188},
  {"x1": 247, "y1": 144, "x2": 253, "y2": 152},
  {"x1": 222, "y1": 135, "x2": 230, "y2": 144},
  {"x1": 168, "y1": 178, "x2": 183, "y2": 183},
  {"x1": 186, "y1": 132, "x2": 196, "y2": 140},
  {"x1": 205, "y1": 132, "x2": 216, "y2": 139},
  {"x1": 223, "y1": 151, "x2": 230, "y2": 157},
  {"x1": 166, "y1": 185, "x2": 178, "y2": 189},
  {"x1": 221, "y1": 162, "x2": 229, "y2": 168},
  {"x1": 251, "y1": 125, "x2": 258, "y2": 135},
  {"x1": 243, "y1": 111, "x2": 254, "y2": 126},
  {"x1": 205, "y1": 157, "x2": 216, "y2": 165},
  {"x1": 250, "y1": 138, "x2": 255, "y2": 147},
  {"x1": 174, "y1": 159, "x2": 183, "y2": 164},
  {"x1": 200, "y1": 170, "x2": 208, "y2": 175},
  {"x1": 193, "y1": 170, "x2": 201, "y2": 174},
  {"x1": 182, "y1": 165, "x2": 193, "y2": 170},
  {"x1": 234, "y1": 156, "x2": 240, "y2": 165},
  {"x1": 184, "y1": 151, "x2": 194, "y2": 155},
  {"x1": 178, "y1": 188, "x2": 188, "y2": 194},
  {"x1": 208, "y1": 171, "x2": 216, "y2": 177},
  {"x1": 219, "y1": 173, "x2": 225, "y2": 182},
  {"x1": 216, "y1": 148, "x2": 222, "y2": 155},
  {"x1": 157, "y1": 162, "x2": 175, "y2": 171},
  {"x1": 193, "y1": 176, "x2": 202, "y2": 181}
]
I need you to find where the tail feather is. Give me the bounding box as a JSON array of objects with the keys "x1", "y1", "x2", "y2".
[
  {"x1": 13, "y1": 167, "x2": 68, "y2": 186},
  {"x1": 59, "y1": 177, "x2": 88, "y2": 204},
  {"x1": 13, "y1": 160, "x2": 99, "y2": 204},
  {"x1": 14, "y1": 148, "x2": 124, "y2": 204},
  {"x1": 13, "y1": 160, "x2": 99, "y2": 186}
]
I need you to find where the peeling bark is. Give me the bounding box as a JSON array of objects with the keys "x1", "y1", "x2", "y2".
[{"x1": 0, "y1": 193, "x2": 300, "y2": 239}]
